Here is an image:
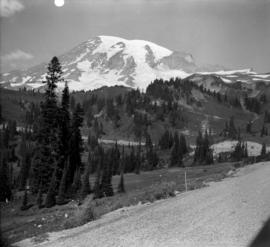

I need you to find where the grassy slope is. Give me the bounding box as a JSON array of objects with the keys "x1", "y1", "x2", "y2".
[{"x1": 2, "y1": 162, "x2": 236, "y2": 244}]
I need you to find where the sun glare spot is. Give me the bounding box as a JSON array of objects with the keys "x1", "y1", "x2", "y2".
[{"x1": 54, "y1": 0, "x2": 65, "y2": 7}]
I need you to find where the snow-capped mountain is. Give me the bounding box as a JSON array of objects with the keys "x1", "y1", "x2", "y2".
[{"x1": 1, "y1": 35, "x2": 270, "y2": 91}]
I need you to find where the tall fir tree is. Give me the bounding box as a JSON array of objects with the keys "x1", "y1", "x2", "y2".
[
  {"x1": 56, "y1": 165, "x2": 68, "y2": 205},
  {"x1": 145, "y1": 132, "x2": 158, "y2": 170},
  {"x1": 194, "y1": 131, "x2": 213, "y2": 165},
  {"x1": 66, "y1": 103, "x2": 84, "y2": 190},
  {"x1": 0, "y1": 159, "x2": 12, "y2": 202},
  {"x1": 170, "y1": 132, "x2": 182, "y2": 167},
  {"x1": 228, "y1": 116, "x2": 237, "y2": 139},
  {"x1": 55, "y1": 82, "x2": 71, "y2": 203},
  {"x1": 31, "y1": 57, "x2": 63, "y2": 196},
  {"x1": 18, "y1": 133, "x2": 32, "y2": 190},
  {"x1": 135, "y1": 143, "x2": 141, "y2": 174},
  {"x1": 80, "y1": 152, "x2": 92, "y2": 201},
  {"x1": 100, "y1": 149, "x2": 114, "y2": 197},
  {"x1": 118, "y1": 151, "x2": 125, "y2": 193},
  {"x1": 93, "y1": 147, "x2": 103, "y2": 199},
  {"x1": 179, "y1": 134, "x2": 188, "y2": 155},
  {"x1": 57, "y1": 83, "x2": 71, "y2": 182}
]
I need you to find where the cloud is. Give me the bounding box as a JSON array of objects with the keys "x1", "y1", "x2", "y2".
[
  {"x1": 1, "y1": 49, "x2": 34, "y2": 61},
  {"x1": 1, "y1": 50, "x2": 34, "y2": 71},
  {"x1": 0, "y1": 0, "x2": 24, "y2": 17}
]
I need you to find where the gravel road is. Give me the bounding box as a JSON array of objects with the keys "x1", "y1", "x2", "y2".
[{"x1": 17, "y1": 162, "x2": 270, "y2": 247}]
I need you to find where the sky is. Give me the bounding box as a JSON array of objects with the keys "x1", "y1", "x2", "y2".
[{"x1": 0, "y1": 0, "x2": 270, "y2": 73}]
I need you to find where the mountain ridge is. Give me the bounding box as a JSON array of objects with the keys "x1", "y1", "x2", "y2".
[{"x1": 1, "y1": 35, "x2": 270, "y2": 92}]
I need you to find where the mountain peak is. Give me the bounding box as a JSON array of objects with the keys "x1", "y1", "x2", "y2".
[{"x1": 1, "y1": 36, "x2": 269, "y2": 91}]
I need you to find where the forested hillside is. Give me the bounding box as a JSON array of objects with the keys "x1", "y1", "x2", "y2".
[{"x1": 1, "y1": 57, "x2": 270, "y2": 244}]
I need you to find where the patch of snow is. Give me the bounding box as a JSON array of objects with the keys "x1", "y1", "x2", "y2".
[
  {"x1": 253, "y1": 74, "x2": 270, "y2": 79},
  {"x1": 252, "y1": 78, "x2": 270, "y2": 82},
  {"x1": 81, "y1": 136, "x2": 145, "y2": 146},
  {"x1": 199, "y1": 69, "x2": 254, "y2": 76},
  {"x1": 11, "y1": 77, "x2": 18, "y2": 82},
  {"x1": 27, "y1": 82, "x2": 44, "y2": 89},
  {"x1": 11, "y1": 76, "x2": 32, "y2": 87},
  {"x1": 211, "y1": 140, "x2": 270, "y2": 157},
  {"x1": 99, "y1": 139, "x2": 145, "y2": 146},
  {"x1": 221, "y1": 77, "x2": 232, "y2": 83}
]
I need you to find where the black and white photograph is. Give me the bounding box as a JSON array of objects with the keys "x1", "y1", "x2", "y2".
[{"x1": 0, "y1": 0, "x2": 270, "y2": 246}]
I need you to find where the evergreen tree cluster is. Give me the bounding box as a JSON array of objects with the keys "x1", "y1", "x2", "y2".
[
  {"x1": 170, "y1": 132, "x2": 188, "y2": 167},
  {"x1": 193, "y1": 131, "x2": 213, "y2": 165},
  {"x1": 244, "y1": 96, "x2": 261, "y2": 114},
  {"x1": 231, "y1": 140, "x2": 248, "y2": 161},
  {"x1": 0, "y1": 121, "x2": 18, "y2": 202},
  {"x1": 260, "y1": 124, "x2": 269, "y2": 137},
  {"x1": 28, "y1": 57, "x2": 85, "y2": 207},
  {"x1": 264, "y1": 110, "x2": 270, "y2": 123},
  {"x1": 159, "y1": 130, "x2": 174, "y2": 150},
  {"x1": 196, "y1": 83, "x2": 241, "y2": 108},
  {"x1": 223, "y1": 116, "x2": 239, "y2": 139}
]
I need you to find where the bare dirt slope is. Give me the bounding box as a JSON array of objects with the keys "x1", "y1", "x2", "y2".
[{"x1": 16, "y1": 162, "x2": 270, "y2": 247}]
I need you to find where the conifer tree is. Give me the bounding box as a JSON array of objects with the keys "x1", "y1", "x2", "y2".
[
  {"x1": 31, "y1": 57, "x2": 63, "y2": 194},
  {"x1": 145, "y1": 132, "x2": 158, "y2": 170},
  {"x1": 80, "y1": 153, "x2": 92, "y2": 201},
  {"x1": 57, "y1": 166, "x2": 68, "y2": 205},
  {"x1": 100, "y1": 150, "x2": 114, "y2": 197},
  {"x1": 135, "y1": 144, "x2": 141, "y2": 174},
  {"x1": 261, "y1": 143, "x2": 266, "y2": 156},
  {"x1": 0, "y1": 159, "x2": 12, "y2": 202},
  {"x1": 170, "y1": 132, "x2": 182, "y2": 167},
  {"x1": 194, "y1": 131, "x2": 213, "y2": 165},
  {"x1": 18, "y1": 133, "x2": 32, "y2": 190},
  {"x1": 67, "y1": 103, "x2": 83, "y2": 188},
  {"x1": 179, "y1": 134, "x2": 188, "y2": 155},
  {"x1": 246, "y1": 121, "x2": 252, "y2": 134},
  {"x1": 261, "y1": 124, "x2": 267, "y2": 137},
  {"x1": 194, "y1": 131, "x2": 203, "y2": 163},
  {"x1": 57, "y1": 82, "x2": 71, "y2": 185},
  {"x1": 45, "y1": 169, "x2": 57, "y2": 208},
  {"x1": 93, "y1": 147, "x2": 103, "y2": 199},
  {"x1": 228, "y1": 116, "x2": 237, "y2": 139},
  {"x1": 231, "y1": 140, "x2": 246, "y2": 161},
  {"x1": 111, "y1": 142, "x2": 120, "y2": 175},
  {"x1": 117, "y1": 160, "x2": 125, "y2": 193},
  {"x1": 36, "y1": 187, "x2": 43, "y2": 209},
  {"x1": 20, "y1": 189, "x2": 28, "y2": 210},
  {"x1": 70, "y1": 95, "x2": 76, "y2": 112}
]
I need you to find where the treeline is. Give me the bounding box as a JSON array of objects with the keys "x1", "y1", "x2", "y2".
[
  {"x1": 196, "y1": 84, "x2": 242, "y2": 108},
  {"x1": 0, "y1": 120, "x2": 18, "y2": 202}
]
